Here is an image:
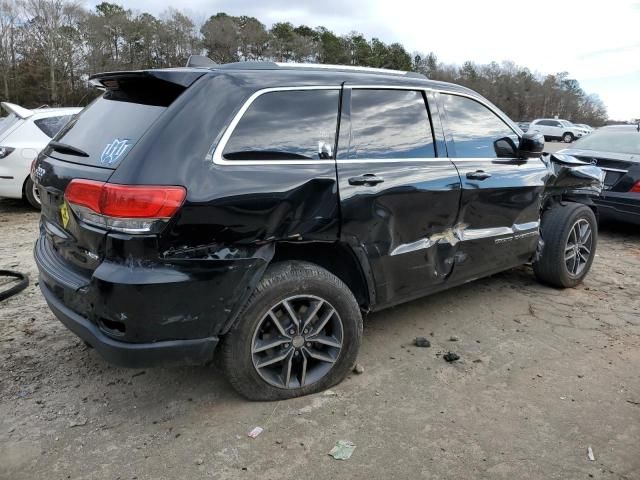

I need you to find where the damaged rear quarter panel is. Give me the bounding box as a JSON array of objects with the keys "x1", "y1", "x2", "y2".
[{"x1": 90, "y1": 243, "x2": 274, "y2": 342}]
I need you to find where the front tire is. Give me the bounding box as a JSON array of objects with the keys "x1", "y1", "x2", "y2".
[
  {"x1": 563, "y1": 132, "x2": 575, "y2": 143},
  {"x1": 24, "y1": 177, "x2": 41, "y2": 210},
  {"x1": 533, "y1": 203, "x2": 597, "y2": 288},
  {"x1": 220, "y1": 261, "x2": 363, "y2": 401}
]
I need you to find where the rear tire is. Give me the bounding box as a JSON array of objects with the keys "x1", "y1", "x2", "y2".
[
  {"x1": 24, "y1": 177, "x2": 41, "y2": 210},
  {"x1": 563, "y1": 132, "x2": 574, "y2": 143},
  {"x1": 533, "y1": 203, "x2": 597, "y2": 288},
  {"x1": 220, "y1": 261, "x2": 363, "y2": 401}
]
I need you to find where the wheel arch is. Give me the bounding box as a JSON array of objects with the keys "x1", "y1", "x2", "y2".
[
  {"x1": 542, "y1": 194, "x2": 598, "y2": 219},
  {"x1": 270, "y1": 241, "x2": 373, "y2": 311}
]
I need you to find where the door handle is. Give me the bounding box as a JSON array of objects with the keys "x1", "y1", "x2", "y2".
[
  {"x1": 466, "y1": 170, "x2": 492, "y2": 181},
  {"x1": 348, "y1": 174, "x2": 385, "y2": 186}
]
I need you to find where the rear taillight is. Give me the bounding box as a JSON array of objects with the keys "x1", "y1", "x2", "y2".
[
  {"x1": 631, "y1": 181, "x2": 640, "y2": 193},
  {"x1": 0, "y1": 146, "x2": 15, "y2": 159},
  {"x1": 64, "y1": 179, "x2": 186, "y2": 234}
]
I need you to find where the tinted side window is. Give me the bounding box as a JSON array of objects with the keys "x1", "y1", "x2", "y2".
[
  {"x1": 223, "y1": 89, "x2": 339, "y2": 161},
  {"x1": 442, "y1": 94, "x2": 517, "y2": 158},
  {"x1": 34, "y1": 115, "x2": 74, "y2": 138},
  {"x1": 344, "y1": 89, "x2": 435, "y2": 159},
  {"x1": 538, "y1": 120, "x2": 552, "y2": 126}
]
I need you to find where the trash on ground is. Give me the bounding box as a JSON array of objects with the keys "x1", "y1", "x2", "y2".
[
  {"x1": 68, "y1": 417, "x2": 87, "y2": 427},
  {"x1": 353, "y1": 364, "x2": 365, "y2": 374},
  {"x1": 247, "y1": 426, "x2": 263, "y2": 439},
  {"x1": 587, "y1": 446, "x2": 595, "y2": 461},
  {"x1": 449, "y1": 335, "x2": 459, "y2": 342},
  {"x1": 323, "y1": 389, "x2": 338, "y2": 396},
  {"x1": 414, "y1": 337, "x2": 431, "y2": 347},
  {"x1": 329, "y1": 440, "x2": 356, "y2": 460},
  {"x1": 443, "y1": 352, "x2": 460, "y2": 362}
]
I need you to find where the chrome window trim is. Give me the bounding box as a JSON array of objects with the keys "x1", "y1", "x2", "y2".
[
  {"x1": 211, "y1": 86, "x2": 341, "y2": 166},
  {"x1": 336, "y1": 158, "x2": 448, "y2": 164},
  {"x1": 211, "y1": 84, "x2": 518, "y2": 166},
  {"x1": 600, "y1": 167, "x2": 628, "y2": 173}
]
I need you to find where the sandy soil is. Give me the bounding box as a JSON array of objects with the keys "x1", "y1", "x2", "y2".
[{"x1": 0, "y1": 197, "x2": 638, "y2": 480}]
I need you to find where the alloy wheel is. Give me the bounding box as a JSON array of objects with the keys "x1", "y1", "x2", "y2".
[
  {"x1": 32, "y1": 182, "x2": 41, "y2": 205},
  {"x1": 564, "y1": 218, "x2": 592, "y2": 277},
  {"x1": 251, "y1": 295, "x2": 343, "y2": 389}
]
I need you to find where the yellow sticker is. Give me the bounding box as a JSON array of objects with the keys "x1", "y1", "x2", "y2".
[{"x1": 60, "y1": 201, "x2": 70, "y2": 229}]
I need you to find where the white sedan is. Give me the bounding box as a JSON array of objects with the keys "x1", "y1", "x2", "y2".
[{"x1": 0, "y1": 102, "x2": 82, "y2": 208}]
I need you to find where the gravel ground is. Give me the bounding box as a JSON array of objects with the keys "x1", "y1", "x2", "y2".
[{"x1": 0, "y1": 196, "x2": 639, "y2": 480}]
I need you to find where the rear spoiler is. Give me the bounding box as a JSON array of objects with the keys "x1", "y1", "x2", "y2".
[
  {"x1": 89, "y1": 69, "x2": 207, "y2": 90},
  {"x1": 1, "y1": 102, "x2": 33, "y2": 119}
]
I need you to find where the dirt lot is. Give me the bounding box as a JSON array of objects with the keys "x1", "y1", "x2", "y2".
[{"x1": 1, "y1": 194, "x2": 639, "y2": 480}]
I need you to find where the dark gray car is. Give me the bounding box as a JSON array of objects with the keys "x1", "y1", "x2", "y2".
[{"x1": 559, "y1": 125, "x2": 640, "y2": 224}]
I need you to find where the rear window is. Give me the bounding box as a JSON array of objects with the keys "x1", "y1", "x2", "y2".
[
  {"x1": 51, "y1": 96, "x2": 165, "y2": 167},
  {"x1": 573, "y1": 131, "x2": 640, "y2": 155},
  {"x1": 49, "y1": 79, "x2": 183, "y2": 167},
  {"x1": 34, "y1": 115, "x2": 74, "y2": 138}
]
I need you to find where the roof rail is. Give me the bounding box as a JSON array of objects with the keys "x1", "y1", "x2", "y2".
[{"x1": 214, "y1": 61, "x2": 427, "y2": 79}]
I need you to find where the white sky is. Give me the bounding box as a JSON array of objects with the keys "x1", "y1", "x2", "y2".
[{"x1": 86, "y1": 0, "x2": 640, "y2": 120}]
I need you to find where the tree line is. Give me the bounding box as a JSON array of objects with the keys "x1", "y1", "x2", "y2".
[{"x1": 0, "y1": 1, "x2": 608, "y2": 125}]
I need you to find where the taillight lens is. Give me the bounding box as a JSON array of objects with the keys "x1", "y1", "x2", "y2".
[
  {"x1": 631, "y1": 181, "x2": 640, "y2": 193},
  {"x1": 64, "y1": 179, "x2": 186, "y2": 233}
]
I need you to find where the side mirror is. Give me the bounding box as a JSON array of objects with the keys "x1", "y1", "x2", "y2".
[
  {"x1": 518, "y1": 132, "x2": 545, "y2": 158},
  {"x1": 494, "y1": 137, "x2": 518, "y2": 158}
]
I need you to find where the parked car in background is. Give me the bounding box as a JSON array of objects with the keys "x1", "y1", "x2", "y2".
[
  {"x1": 0, "y1": 102, "x2": 81, "y2": 208},
  {"x1": 529, "y1": 118, "x2": 589, "y2": 143},
  {"x1": 575, "y1": 123, "x2": 594, "y2": 133},
  {"x1": 559, "y1": 124, "x2": 640, "y2": 225},
  {"x1": 33, "y1": 61, "x2": 603, "y2": 400},
  {"x1": 517, "y1": 121, "x2": 530, "y2": 132}
]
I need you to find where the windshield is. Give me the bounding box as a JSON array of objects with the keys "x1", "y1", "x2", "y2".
[
  {"x1": 0, "y1": 113, "x2": 21, "y2": 139},
  {"x1": 572, "y1": 130, "x2": 640, "y2": 155},
  {"x1": 560, "y1": 120, "x2": 573, "y2": 127}
]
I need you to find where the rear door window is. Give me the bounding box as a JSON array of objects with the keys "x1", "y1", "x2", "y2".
[
  {"x1": 342, "y1": 89, "x2": 435, "y2": 159},
  {"x1": 441, "y1": 94, "x2": 517, "y2": 158},
  {"x1": 222, "y1": 89, "x2": 339, "y2": 161},
  {"x1": 34, "y1": 115, "x2": 74, "y2": 138}
]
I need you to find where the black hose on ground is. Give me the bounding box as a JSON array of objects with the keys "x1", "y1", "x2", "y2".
[{"x1": 0, "y1": 270, "x2": 29, "y2": 301}]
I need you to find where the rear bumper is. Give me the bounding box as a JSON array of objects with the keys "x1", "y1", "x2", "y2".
[
  {"x1": 40, "y1": 280, "x2": 219, "y2": 368},
  {"x1": 34, "y1": 232, "x2": 272, "y2": 367},
  {"x1": 595, "y1": 192, "x2": 640, "y2": 225}
]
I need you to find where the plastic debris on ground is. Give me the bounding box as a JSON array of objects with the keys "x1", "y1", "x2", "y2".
[
  {"x1": 353, "y1": 364, "x2": 365, "y2": 374},
  {"x1": 443, "y1": 352, "x2": 460, "y2": 362},
  {"x1": 247, "y1": 426, "x2": 263, "y2": 439},
  {"x1": 328, "y1": 440, "x2": 356, "y2": 460},
  {"x1": 414, "y1": 337, "x2": 431, "y2": 347},
  {"x1": 587, "y1": 446, "x2": 595, "y2": 461}
]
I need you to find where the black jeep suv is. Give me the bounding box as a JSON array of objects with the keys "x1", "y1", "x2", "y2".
[{"x1": 33, "y1": 61, "x2": 603, "y2": 400}]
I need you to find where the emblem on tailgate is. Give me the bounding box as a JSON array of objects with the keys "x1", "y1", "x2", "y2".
[{"x1": 100, "y1": 138, "x2": 131, "y2": 165}]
